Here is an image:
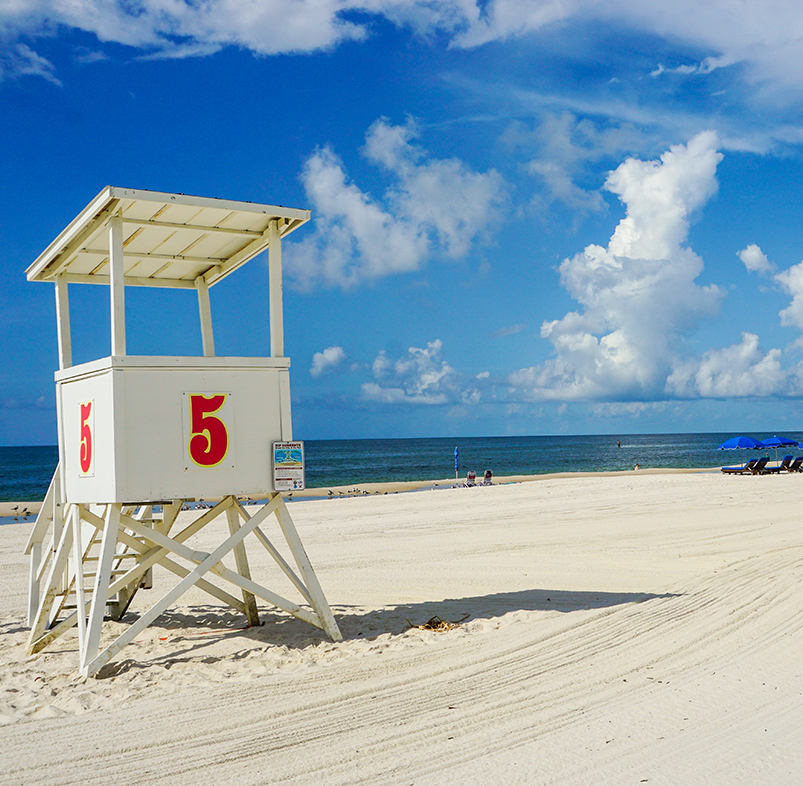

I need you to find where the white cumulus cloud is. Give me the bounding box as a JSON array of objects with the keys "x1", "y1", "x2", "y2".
[
  {"x1": 310, "y1": 345, "x2": 346, "y2": 377},
  {"x1": 738, "y1": 243, "x2": 775, "y2": 274},
  {"x1": 776, "y1": 260, "x2": 803, "y2": 333},
  {"x1": 666, "y1": 333, "x2": 786, "y2": 397},
  {"x1": 509, "y1": 131, "x2": 726, "y2": 402},
  {"x1": 285, "y1": 118, "x2": 505, "y2": 290},
  {"x1": 361, "y1": 339, "x2": 477, "y2": 405}
]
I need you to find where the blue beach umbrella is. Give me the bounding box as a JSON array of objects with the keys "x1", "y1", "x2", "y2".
[
  {"x1": 454, "y1": 446, "x2": 459, "y2": 480},
  {"x1": 759, "y1": 435, "x2": 798, "y2": 461},
  {"x1": 759, "y1": 435, "x2": 798, "y2": 449},
  {"x1": 717, "y1": 436, "x2": 763, "y2": 450}
]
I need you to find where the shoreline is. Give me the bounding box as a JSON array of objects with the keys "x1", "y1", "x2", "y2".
[{"x1": 0, "y1": 465, "x2": 720, "y2": 517}]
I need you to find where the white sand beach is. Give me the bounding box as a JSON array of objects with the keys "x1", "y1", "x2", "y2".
[{"x1": 2, "y1": 470, "x2": 802, "y2": 784}]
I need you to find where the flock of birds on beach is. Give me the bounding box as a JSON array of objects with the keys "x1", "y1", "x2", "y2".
[
  {"x1": 6, "y1": 480, "x2": 495, "y2": 522},
  {"x1": 326, "y1": 488, "x2": 392, "y2": 498},
  {"x1": 186, "y1": 482, "x2": 488, "y2": 506},
  {"x1": 322, "y1": 481, "x2": 487, "y2": 499}
]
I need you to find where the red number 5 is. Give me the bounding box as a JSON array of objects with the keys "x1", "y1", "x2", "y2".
[
  {"x1": 188, "y1": 394, "x2": 229, "y2": 467},
  {"x1": 80, "y1": 401, "x2": 93, "y2": 474}
]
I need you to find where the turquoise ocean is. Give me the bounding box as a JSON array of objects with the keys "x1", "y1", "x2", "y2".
[{"x1": 2, "y1": 432, "x2": 795, "y2": 506}]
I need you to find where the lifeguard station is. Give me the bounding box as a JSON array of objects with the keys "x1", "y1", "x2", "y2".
[{"x1": 24, "y1": 186, "x2": 342, "y2": 677}]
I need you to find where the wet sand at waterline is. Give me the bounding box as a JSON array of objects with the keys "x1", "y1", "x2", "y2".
[{"x1": 2, "y1": 470, "x2": 802, "y2": 784}]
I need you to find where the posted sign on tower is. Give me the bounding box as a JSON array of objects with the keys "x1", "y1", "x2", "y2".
[{"x1": 273, "y1": 441, "x2": 305, "y2": 491}]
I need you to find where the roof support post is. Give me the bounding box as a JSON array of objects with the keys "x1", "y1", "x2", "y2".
[
  {"x1": 109, "y1": 213, "x2": 126, "y2": 356},
  {"x1": 195, "y1": 276, "x2": 215, "y2": 357},
  {"x1": 268, "y1": 219, "x2": 283, "y2": 358},
  {"x1": 54, "y1": 274, "x2": 72, "y2": 370}
]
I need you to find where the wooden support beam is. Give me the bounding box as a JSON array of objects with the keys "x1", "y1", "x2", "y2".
[
  {"x1": 28, "y1": 513, "x2": 74, "y2": 651},
  {"x1": 207, "y1": 561, "x2": 322, "y2": 630},
  {"x1": 121, "y1": 217, "x2": 263, "y2": 237},
  {"x1": 110, "y1": 505, "x2": 154, "y2": 620},
  {"x1": 109, "y1": 213, "x2": 126, "y2": 356},
  {"x1": 78, "y1": 247, "x2": 229, "y2": 266},
  {"x1": 120, "y1": 496, "x2": 279, "y2": 570},
  {"x1": 80, "y1": 504, "x2": 122, "y2": 675},
  {"x1": 226, "y1": 505, "x2": 259, "y2": 626},
  {"x1": 269, "y1": 219, "x2": 284, "y2": 357},
  {"x1": 233, "y1": 499, "x2": 312, "y2": 605},
  {"x1": 196, "y1": 276, "x2": 215, "y2": 357},
  {"x1": 55, "y1": 275, "x2": 72, "y2": 370},
  {"x1": 35, "y1": 200, "x2": 116, "y2": 282},
  {"x1": 25, "y1": 466, "x2": 59, "y2": 555},
  {"x1": 71, "y1": 506, "x2": 88, "y2": 660},
  {"x1": 26, "y1": 466, "x2": 60, "y2": 626},
  {"x1": 273, "y1": 495, "x2": 342, "y2": 642},
  {"x1": 62, "y1": 273, "x2": 197, "y2": 289},
  {"x1": 27, "y1": 541, "x2": 41, "y2": 630}
]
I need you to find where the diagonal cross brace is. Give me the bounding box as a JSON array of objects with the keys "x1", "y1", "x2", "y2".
[
  {"x1": 119, "y1": 497, "x2": 323, "y2": 627},
  {"x1": 81, "y1": 494, "x2": 323, "y2": 676}
]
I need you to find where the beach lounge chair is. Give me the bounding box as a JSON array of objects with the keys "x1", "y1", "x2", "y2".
[
  {"x1": 481, "y1": 469, "x2": 493, "y2": 486},
  {"x1": 750, "y1": 456, "x2": 770, "y2": 474},
  {"x1": 778, "y1": 455, "x2": 794, "y2": 472},
  {"x1": 760, "y1": 455, "x2": 792, "y2": 474},
  {"x1": 788, "y1": 457, "x2": 803, "y2": 472},
  {"x1": 466, "y1": 470, "x2": 476, "y2": 487},
  {"x1": 721, "y1": 458, "x2": 758, "y2": 474}
]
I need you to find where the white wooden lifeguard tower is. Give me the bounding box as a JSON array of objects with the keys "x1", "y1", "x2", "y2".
[{"x1": 24, "y1": 186, "x2": 341, "y2": 677}]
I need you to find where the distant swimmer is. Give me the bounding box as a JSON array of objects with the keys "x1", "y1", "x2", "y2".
[{"x1": 617, "y1": 440, "x2": 621, "y2": 448}]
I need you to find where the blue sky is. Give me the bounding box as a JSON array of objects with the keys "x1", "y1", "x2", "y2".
[{"x1": 3, "y1": 1, "x2": 803, "y2": 444}]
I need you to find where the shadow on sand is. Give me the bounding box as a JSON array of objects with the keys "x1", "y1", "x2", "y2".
[{"x1": 95, "y1": 588, "x2": 677, "y2": 678}]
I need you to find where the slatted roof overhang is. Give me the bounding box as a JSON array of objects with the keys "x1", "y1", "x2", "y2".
[{"x1": 26, "y1": 186, "x2": 311, "y2": 289}]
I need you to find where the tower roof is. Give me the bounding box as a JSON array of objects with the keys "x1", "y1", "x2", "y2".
[{"x1": 26, "y1": 186, "x2": 310, "y2": 289}]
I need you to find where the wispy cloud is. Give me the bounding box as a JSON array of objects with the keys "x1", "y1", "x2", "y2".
[
  {"x1": 4, "y1": 1, "x2": 803, "y2": 107},
  {"x1": 1, "y1": 44, "x2": 61, "y2": 85},
  {"x1": 491, "y1": 323, "x2": 528, "y2": 339},
  {"x1": 650, "y1": 55, "x2": 739, "y2": 79}
]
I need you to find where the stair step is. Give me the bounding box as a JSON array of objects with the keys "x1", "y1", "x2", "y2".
[{"x1": 82, "y1": 569, "x2": 133, "y2": 578}]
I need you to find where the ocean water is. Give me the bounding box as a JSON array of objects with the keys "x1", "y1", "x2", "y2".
[
  {"x1": 0, "y1": 445, "x2": 59, "y2": 503},
  {"x1": 0, "y1": 432, "x2": 780, "y2": 504}
]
